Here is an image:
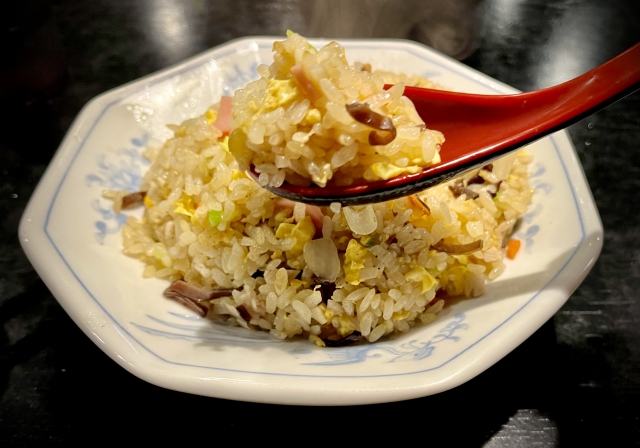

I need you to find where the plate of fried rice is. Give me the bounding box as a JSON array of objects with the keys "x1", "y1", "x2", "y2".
[{"x1": 19, "y1": 34, "x2": 603, "y2": 405}]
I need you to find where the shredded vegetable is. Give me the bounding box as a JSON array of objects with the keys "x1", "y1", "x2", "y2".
[{"x1": 432, "y1": 240, "x2": 484, "y2": 255}]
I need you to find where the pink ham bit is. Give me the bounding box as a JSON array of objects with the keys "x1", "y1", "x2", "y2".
[
  {"x1": 291, "y1": 65, "x2": 321, "y2": 104},
  {"x1": 213, "y1": 96, "x2": 233, "y2": 136},
  {"x1": 275, "y1": 198, "x2": 324, "y2": 235}
]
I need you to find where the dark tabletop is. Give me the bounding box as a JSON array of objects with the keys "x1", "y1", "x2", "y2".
[{"x1": 1, "y1": 0, "x2": 639, "y2": 445}]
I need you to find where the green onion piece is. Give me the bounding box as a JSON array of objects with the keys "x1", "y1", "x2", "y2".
[
  {"x1": 208, "y1": 210, "x2": 223, "y2": 227},
  {"x1": 285, "y1": 29, "x2": 317, "y2": 52}
]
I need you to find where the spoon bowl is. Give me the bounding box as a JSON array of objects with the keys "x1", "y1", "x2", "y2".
[{"x1": 252, "y1": 43, "x2": 640, "y2": 206}]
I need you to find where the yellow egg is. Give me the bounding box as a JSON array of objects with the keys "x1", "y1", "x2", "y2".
[
  {"x1": 371, "y1": 163, "x2": 421, "y2": 180},
  {"x1": 310, "y1": 335, "x2": 326, "y2": 347},
  {"x1": 344, "y1": 239, "x2": 369, "y2": 285},
  {"x1": 263, "y1": 79, "x2": 299, "y2": 111},
  {"x1": 173, "y1": 195, "x2": 195, "y2": 217},
  {"x1": 205, "y1": 109, "x2": 218, "y2": 124},
  {"x1": 301, "y1": 108, "x2": 321, "y2": 125},
  {"x1": 404, "y1": 266, "x2": 438, "y2": 293},
  {"x1": 275, "y1": 216, "x2": 315, "y2": 260},
  {"x1": 323, "y1": 307, "x2": 334, "y2": 322},
  {"x1": 392, "y1": 310, "x2": 410, "y2": 321},
  {"x1": 338, "y1": 316, "x2": 356, "y2": 336},
  {"x1": 219, "y1": 135, "x2": 230, "y2": 153}
]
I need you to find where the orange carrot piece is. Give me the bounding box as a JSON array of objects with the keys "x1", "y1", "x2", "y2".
[
  {"x1": 408, "y1": 194, "x2": 431, "y2": 216},
  {"x1": 506, "y1": 239, "x2": 521, "y2": 259}
]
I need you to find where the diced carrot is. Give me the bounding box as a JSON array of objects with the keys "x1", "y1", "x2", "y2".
[{"x1": 506, "y1": 239, "x2": 521, "y2": 259}]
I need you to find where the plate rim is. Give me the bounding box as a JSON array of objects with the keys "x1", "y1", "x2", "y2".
[{"x1": 18, "y1": 36, "x2": 604, "y2": 405}]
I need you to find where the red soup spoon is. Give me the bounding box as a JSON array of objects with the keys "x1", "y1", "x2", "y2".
[{"x1": 253, "y1": 43, "x2": 640, "y2": 206}]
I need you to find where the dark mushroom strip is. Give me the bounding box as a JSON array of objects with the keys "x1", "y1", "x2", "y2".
[
  {"x1": 317, "y1": 281, "x2": 336, "y2": 304},
  {"x1": 466, "y1": 174, "x2": 485, "y2": 185},
  {"x1": 121, "y1": 191, "x2": 147, "y2": 209},
  {"x1": 163, "y1": 280, "x2": 240, "y2": 318},
  {"x1": 164, "y1": 280, "x2": 237, "y2": 302},
  {"x1": 489, "y1": 181, "x2": 503, "y2": 199},
  {"x1": 449, "y1": 180, "x2": 479, "y2": 200},
  {"x1": 449, "y1": 180, "x2": 466, "y2": 197},
  {"x1": 163, "y1": 280, "x2": 248, "y2": 317},
  {"x1": 432, "y1": 239, "x2": 483, "y2": 255},
  {"x1": 163, "y1": 287, "x2": 209, "y2": 318},
  {"x1": 237, "y1": 305, "x2": 251, "y2": 322},
  {"x1": 323, "y1": 331, "x2": 363, "y2": 347},
  {"x1": 463, "y1": 188, "x2": 479, "y2": 200},
  {"x1": 346, "y1": 102, "x2": 397, "y2": 146}
]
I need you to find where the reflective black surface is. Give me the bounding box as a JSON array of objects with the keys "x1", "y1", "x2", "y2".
[{"x1": 1, "y1": 0, "x2": 639, "y2": 445}]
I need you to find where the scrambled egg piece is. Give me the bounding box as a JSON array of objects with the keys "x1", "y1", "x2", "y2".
[
  {"x1": 370, "y1": 151, "x2": 442, "y2": 181},
  {"x1": 219, "y1": 135, "x2": 230, "y2": 153},
  {"x1": 392, "y1": 310, "x2": 411, "y2": 321},
  {"x1": 371, "y1": 163, "x2": 422, "y2": 180},
  {"x1": 290, "y1": 278, "x2": 310, "y2": 289},
  {"x1": 205, "y1": 108, "x2": 217, "y2": 124},
  {"x1": 275, "y1": 216, "x2": 315, "y2": 261},
  {"x1": 174, "y1": 195, "x2": 195, "y2": 217},
  {"x1": 231, "y1": 169, "x2": 244, "y2": 180},
  {"x1": 311, "y1": 162, "x2": 332, "y2": 187},
  {"x1": 301, "y1": 108, "x2": 321, "y2": 125},
  {"x1": 338, "y1": 315, "x2": 356, "y2": 337},
  {"x1": 344, "y1": 239, "x2": 368, "y2": 285},
  {"x1": 263, "y1": 79, "x2": 299, "y2": 111},
  {"x1": 323, "y1": 307, "x2": 334, "y2": 322},
  {"x1": 310, "y1": 335, "x2": 326, "y2": 347},
  {"x1": 405, "y1": 266, "x2": 438, "y2": 294}
]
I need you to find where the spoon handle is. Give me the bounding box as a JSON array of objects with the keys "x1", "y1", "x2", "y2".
[{"x1": 544, "y1": 42, "x2": 640, "y2": 126}]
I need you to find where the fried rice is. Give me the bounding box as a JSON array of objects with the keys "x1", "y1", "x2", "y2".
[
  {"x1": 115, "y1": 34, "x2": 534, "y2": 346},
  {"x1": 229, "y1": 32, "x2": 445, "y2": 187}
]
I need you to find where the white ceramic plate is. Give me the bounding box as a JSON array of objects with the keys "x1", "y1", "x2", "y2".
[{"x1": 19, "y1": 37, "x2": 603, "y2": 405}]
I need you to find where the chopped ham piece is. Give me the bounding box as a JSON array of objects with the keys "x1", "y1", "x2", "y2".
[
  {"x1": 213, "y1": 96, "x2": 233, "y2": 136},
  {"x1": 291, "y1": 65, "x2": 321, "y2": 104}
]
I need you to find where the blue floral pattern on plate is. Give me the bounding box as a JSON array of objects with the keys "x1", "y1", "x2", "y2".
[
  {"x1": 86, "y1": 134, "x2": 150, "y2": 244},
  {"x1": 515, "y1": 162, "x2": 550, "y2": 252},
  {"x1": 223, "y1": 61, "x2": 260, "y2": 93},
  {"x1": 295, "y1": 313, "x2": 467, "y2": 365},
  {"x1": 132, "y1": 312, "x2": 286, "y2": 346},
  {"x1": 131, "y1": 310, "x2": 467, "y2": 365}
]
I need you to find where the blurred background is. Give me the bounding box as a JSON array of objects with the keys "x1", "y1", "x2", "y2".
[{"x1": 1, "y1": 0, "x2": 639, "y2": 445}]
